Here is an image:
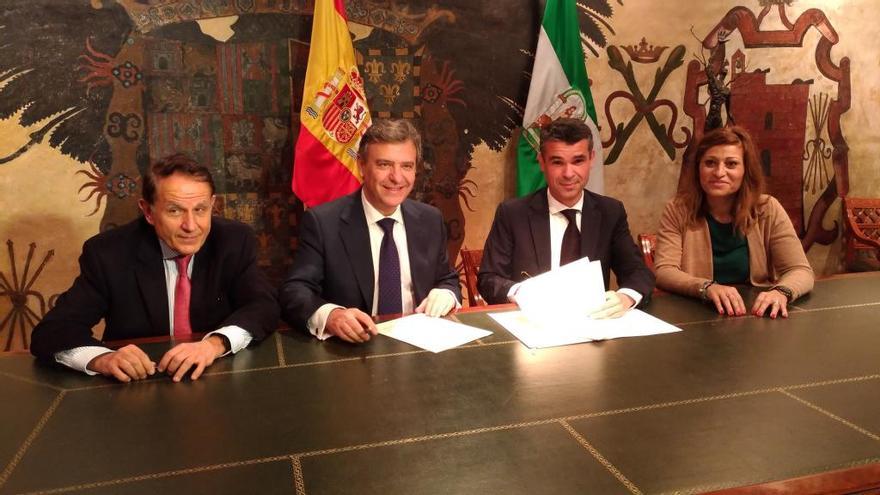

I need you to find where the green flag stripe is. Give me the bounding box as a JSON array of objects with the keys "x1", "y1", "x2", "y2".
[
  {"x1": 541, "y1": 0, "x2": 597, "y2": 122},
  {"x1": 517, "y1": 135, "x2": 545, "y2": 196}
]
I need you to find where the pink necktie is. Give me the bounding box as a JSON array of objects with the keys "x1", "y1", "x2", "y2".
[{"x1": 173, "y1": 255, "x2": 193, "y2": 337}]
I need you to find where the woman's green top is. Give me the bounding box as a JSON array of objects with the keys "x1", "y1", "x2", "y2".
[{"x1": 707, "y1": 214, "x2": 750, "y2": 284}]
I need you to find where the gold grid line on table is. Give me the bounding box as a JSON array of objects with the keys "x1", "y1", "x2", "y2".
[
  {"x1": 559, "y1": 419, "x2": 642, "y2": 495},
  {"x1": 779, "y1": 389, "x2": 880, "y2": 441},
  {"x1": 14, "y1": 297, "x2": 880, "y2": 392},
  {"x1": 0, "y1": 391, "x2": 67, "y2": 490},
  {"x1": 9, "y1": 374, "x2": 880, "y2": 495}
]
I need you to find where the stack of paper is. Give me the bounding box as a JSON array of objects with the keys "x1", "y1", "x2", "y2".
[
  {"x1": 515, "y1": 258, "x2": 606, "y2": 324},
  {"x1": 491, "y1": 256, "x2": 681, "y2": 348}
]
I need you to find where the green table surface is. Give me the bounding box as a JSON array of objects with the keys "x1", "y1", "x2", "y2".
[{"x1": 1, "y1": 274, "x2": 879, "y2": 495}]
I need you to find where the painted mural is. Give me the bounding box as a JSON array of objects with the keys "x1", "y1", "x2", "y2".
[
  {"x1": 602, "y1": 39, "x2": 690, "y2": 165},
  {"x1": 0, "y1": 0, "x2": 621, "y2": 349},
  {"x1": 682, "y1": 2, "x2": 850, "y2": 254},
  {"x1": 1, "y1": 1, "x2": 876, "y2": 352}
]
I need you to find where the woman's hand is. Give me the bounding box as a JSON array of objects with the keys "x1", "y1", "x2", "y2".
[
  {"x1": 752, "y1": 289, "x2": 789, "y2": 319},
  {"x1": 705, "y1": 283, "x2": 747, "y2": 316}
]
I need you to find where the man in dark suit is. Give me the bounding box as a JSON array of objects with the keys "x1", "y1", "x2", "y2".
[
  {"x1": 31, "y1": 154, "x2": 278, "y2": 382},
  {"x1": 478, "y1": 118, "x2": 654, "y2": 316},
  {"x1": 280, "y1": 119, "x2": 460, "y2": 343}
]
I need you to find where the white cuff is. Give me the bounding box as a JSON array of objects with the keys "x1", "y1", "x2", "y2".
[
  {"x1": 204, "y1": 326, "x2": 253, "y2": 356},
  {"x1": 506, "y1": 282, "x2": 522, "y2": 303},
  {"x1": 308, "y1": 303, "x2": 344, "y2": 340},
  {"x1": 55, "y1": 346, "x2": 114, "y2": 376},
  {"x1": 618, "y1": 288, "x2": 643, "y2": 308}
]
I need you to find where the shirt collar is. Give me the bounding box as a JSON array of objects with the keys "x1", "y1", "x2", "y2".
[
  {"x1": 158, "y1": 238, "x2": 182, "y2": 260},
  {"x1": 547, "y1": 190, "x2": 585, "y2": 215},
  {"x1": 361, "y1": 190, "x2": 405, "y2": 225}
]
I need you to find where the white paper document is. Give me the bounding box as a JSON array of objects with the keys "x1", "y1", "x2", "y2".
[
  {"x1": 376, "y1": 313, "x2": 493, "y2": 353},
  {"x1": 489, "y1": 309, "x2": 681, "y2": 349},
  {"x1": 515, "y1": 258, "x2": 607, "y2": 324}
]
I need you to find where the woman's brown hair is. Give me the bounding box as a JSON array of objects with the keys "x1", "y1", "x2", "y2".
[{"x1": 676, "y1": 125, "x2": 766, "y2": 235}]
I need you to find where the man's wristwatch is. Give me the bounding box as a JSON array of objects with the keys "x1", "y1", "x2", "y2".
[
  {"x1": 699, "y1": 280, "x2": 716, "y2": 301},
  {"x1": 768, "y1": 285, "x2": 793, "y2": 303}
]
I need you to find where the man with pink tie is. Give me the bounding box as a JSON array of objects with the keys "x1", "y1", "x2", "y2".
[{"x1": 31, "y1": 154, "x2": 278, "y2": 382}]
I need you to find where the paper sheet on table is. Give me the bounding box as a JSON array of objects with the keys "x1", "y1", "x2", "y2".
[
  {"x1": 515, "y1": 257, "x2": 606, "y2": 324},
  {"x1": 376, "y1": 313, "x2": 492, "y2": 353},
  {"x1": 488, "y1": 309, "x2": 681, "y2": 349}
]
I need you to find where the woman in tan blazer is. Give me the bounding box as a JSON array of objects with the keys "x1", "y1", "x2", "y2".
[{"x1": 654, "y1": 126, "x2": 814, "y2": 318}]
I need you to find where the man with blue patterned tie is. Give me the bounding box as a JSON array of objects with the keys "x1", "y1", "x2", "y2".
[{"x1": 280, "y1": 119, "x2": 461, "y2": 343}]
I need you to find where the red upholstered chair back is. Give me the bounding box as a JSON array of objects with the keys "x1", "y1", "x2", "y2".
[{"x1": 638, "y1": 233, "x2": 657, "y2": 273}]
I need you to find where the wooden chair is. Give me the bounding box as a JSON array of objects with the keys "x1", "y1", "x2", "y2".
[
  {"x1": 460, "y1": 248, "x2": 486, "y2": 307},
  {"x1": 843, "y1": 197, "x2": 880, "y2": 271},
  {"x1": 638, "y1": 233, "x2": 657, "y2": 272}
]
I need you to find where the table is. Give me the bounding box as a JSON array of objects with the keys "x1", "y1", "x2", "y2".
[{"x1": 1, "y1": 274, "x2": 879, "y2": 494}]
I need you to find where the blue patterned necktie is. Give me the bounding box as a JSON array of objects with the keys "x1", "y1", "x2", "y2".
[
  {"x1": 560, "y1": 209, "x2": 581, "y2": 266},
  {"x1": 377, "y1": 217, "x2": 402, "y2": 315}
]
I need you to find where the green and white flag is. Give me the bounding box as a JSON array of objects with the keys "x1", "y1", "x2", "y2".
[{"x1": 517, "y1": 0, "x2": 604, "y2": 196}]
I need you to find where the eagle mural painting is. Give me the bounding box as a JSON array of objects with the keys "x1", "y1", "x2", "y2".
[{"x1": 0, "y1": 0, "x2": 620, "y2": 286}]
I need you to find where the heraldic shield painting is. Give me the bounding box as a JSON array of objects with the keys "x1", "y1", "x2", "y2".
[{"x1": 683, "y1": 3, "x2": 851, "y2": 254}]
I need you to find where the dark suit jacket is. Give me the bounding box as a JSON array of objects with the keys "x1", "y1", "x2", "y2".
[
  {"x1": 477, "y1": 188, "x2": 655, "y2": 305},
  {"x1": 279, "y1": 190, "x2": 461, "y2": 332},
  {"x1": 30, "y1": 217, "x2": 279, "y2": 359}
]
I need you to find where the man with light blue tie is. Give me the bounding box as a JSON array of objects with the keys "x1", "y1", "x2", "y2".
[{"x1": 280, "y1": 119, "x2": 461, "y2": 343}]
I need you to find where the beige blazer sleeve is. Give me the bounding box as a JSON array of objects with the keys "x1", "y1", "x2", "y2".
[
  {"x1": 655, "y1": 200, "x2": 713, "y2": 298},
  {"x1": 751, "y1": 196, "x2": 814, "y2": 299}
]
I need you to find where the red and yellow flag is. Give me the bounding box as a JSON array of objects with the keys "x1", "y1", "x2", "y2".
[{"x1": 293, "y1": 0, "x2": 371, "y2": 207}]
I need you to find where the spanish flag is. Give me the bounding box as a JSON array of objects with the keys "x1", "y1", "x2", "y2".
[{"x1": 293, "y1": 0, "x2": 371, "y2": 207}]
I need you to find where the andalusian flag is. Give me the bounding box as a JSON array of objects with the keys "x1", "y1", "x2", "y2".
[
  {"x1": 293, "y1": 0, "x2": 371, "y2": 207},
  {"x1": 517, "y1": 0, "x2": 604, "y2": 196}
]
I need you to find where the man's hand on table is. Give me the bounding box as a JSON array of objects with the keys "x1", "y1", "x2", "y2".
[
  {"x1": 87, "y1": 336, "x2": 228, "y2": 383},
  {"x1": 326, "y1": 307, "x2": 378, "y2": 344},
  {"x1": 158, "y1": 336, "x2": 227, "y2": 382},
  {"x1": 87, "y1": 344, "x2": 155, "y2": 383}
]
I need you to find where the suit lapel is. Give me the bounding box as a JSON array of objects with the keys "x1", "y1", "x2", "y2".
[
  {"x1": 402, "y1": 200, "x2": 427, "y2": 299},
  {"x1": 339, "y1": 192, "x2": 374, "y2": 307},
  {"x1": 528, "y1": 190, "x2": 552, "y2": 274},
  {"x1": 580, "y1": 192, "x2": 601, "y2": 261},
  {"x1": 189, "y1": 226, "x2": 215, "y2": 330},
  {"x1": 134, "y1": 220, "x2": 170, "y2": 335}
]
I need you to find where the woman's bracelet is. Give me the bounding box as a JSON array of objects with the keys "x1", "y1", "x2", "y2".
[{"x1": 699, "y1": 280, "x2": 716, "y2": 301}]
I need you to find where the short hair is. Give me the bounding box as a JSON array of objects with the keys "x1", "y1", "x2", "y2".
[
  {"x1": 677, "y1": 126, "x2": 766, "y2": 235},
  {"x1": 357, "y1": 118, "x2": 423, "y2": 165},
  {"x1": 141, "y1": 154, "x2": 215, "y2": 204},
  {"x1": 539, "y1": 118, "x2": 594, "y2": 154}
]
